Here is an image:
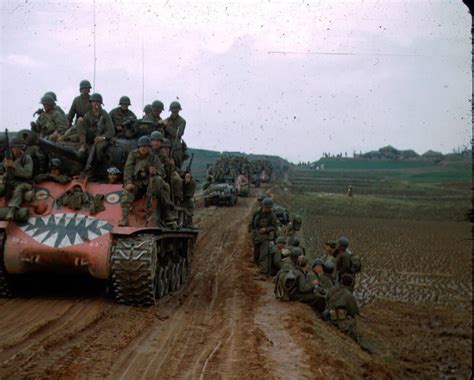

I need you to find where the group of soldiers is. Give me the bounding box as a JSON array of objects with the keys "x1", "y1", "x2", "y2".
[
  {"x1": 249, "y1": 194, "x2": 368, "y2": 349},
  {"x1": 207, "y1": 155, "x2": 251, "y2": 183},
  {"x1": 0, "y1": 79, "x2": 196, "y2": 227},
  {"x1": 31, "y1": 79, "x2": 188, "y2": 168}
]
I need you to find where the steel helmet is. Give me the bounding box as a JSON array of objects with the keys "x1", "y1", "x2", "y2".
[
  {"x1": 138, "y1": 136, "x2": 151, "y2": 146},
  {"x1": 90, "y1": 93, "x2": 103, "y2": 104},
  {"x1": 119, "y1": 96, "x2": 131, "y2": 105},
  {"x1": 79, "y1": 80, "x2": 92, "y2": 89},
  {"x1": 169, "y1": 101, "x2": 182, "y2": 112}
]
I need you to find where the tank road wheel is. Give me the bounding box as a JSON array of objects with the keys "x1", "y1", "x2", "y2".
[
  {"x1": 110, "y1": 236, "x2": 158, "y2": 306},
  {"x1": 0, "y1": 232, "x2": 12, "y2": 297}
]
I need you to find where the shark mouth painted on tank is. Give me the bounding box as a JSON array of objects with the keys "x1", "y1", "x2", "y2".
[{"x1": 19, "y1": 213, "x2": 113, "y2": 248}]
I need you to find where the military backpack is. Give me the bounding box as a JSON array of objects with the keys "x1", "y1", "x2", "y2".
[{"x1": 349, "y1": 253, "x2": 362, "y2": 274}]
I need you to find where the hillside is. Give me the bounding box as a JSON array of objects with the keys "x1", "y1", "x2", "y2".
[{"x1": 186, "y1": 147, "x2": 290, "y2": 179}]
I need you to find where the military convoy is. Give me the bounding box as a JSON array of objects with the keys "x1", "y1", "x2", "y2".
[{"x1": 0, "y1": 123, "x2": 198, "y2": 306}]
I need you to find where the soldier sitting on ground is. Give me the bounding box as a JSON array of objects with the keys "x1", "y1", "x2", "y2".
[
  {"x1": 283, "y1": 214, "x2": 302, "y2": 237},
  {"x1": 320, "y1": 240, "x2": 337, "y2": 276},
  {"x1": 0, "y1": 138, "x2": 34, "y2": 221},
  {"x1": 323, "y1": 273, "x2": 360, "y2": 341},
  {"x1": 307, "y1": 258, "x2": 335, "y2": 291},
  {"x1": 109, "y1": 96, "x2": 137, "y2": 139},
  {"x1": 270, "y1": 235, "x2": 287, "y2": 274},
  {"x1": 274, "y1": 247, "x2": 301, "y2": 301},
  {"x1": 291, "y1": 256, "x2": 326, "y2": 313},
  {"x1": 34, "y1": 158, "x2": 70, "y2": 184}
]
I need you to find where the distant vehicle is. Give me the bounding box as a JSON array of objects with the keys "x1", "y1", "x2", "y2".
[
  {"x1": 260, "y1": 169, "x2": 270, "y2": 183},
  {"x1": 235, "y1": 174, "x2": 250, "y2": 197},
  {"x1": 204, "y1": 183, "x2": 238, "y2": 207},
  {"x1": 250, "y1": 172, "x2": 261, "y2": 188}
]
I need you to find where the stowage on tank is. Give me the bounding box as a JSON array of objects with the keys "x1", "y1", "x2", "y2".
[{"x1": 0, "y1": 96, "x2": 197, "y2": 307}]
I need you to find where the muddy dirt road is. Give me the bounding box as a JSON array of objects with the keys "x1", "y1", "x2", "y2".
[{"x1": 0, "y1": 190, "x2": 330, "y2": 380}]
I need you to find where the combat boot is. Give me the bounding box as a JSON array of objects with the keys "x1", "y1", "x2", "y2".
[
  {"x1": 118, "y1": 206, "x2": 130, "y2": 227},
  {"x1": 5, "y1": 207, "x2": 16, "y2": 221}
]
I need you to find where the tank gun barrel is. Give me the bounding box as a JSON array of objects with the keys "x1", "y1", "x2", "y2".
[{"x1": 38, "y1": 138, "x2": 86, "y2": 163}]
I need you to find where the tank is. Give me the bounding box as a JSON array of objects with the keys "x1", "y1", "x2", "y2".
[
  {"x1": 0, "y1": 131, "x2": 198, "y2": 306},
  {"x1": 203, "y1": 183, "x2": 238, "y2": 207}
]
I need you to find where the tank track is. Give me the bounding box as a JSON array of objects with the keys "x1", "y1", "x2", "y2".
[
  {"x1": 0, "y1": 231, "x2": 12, "y2": 297},
  {"x1": 110, "y1": 236, "x2": 158, "y2": 306},
  {"x1": 110, "y1": 234, "x2": 192, "y2": 306}
]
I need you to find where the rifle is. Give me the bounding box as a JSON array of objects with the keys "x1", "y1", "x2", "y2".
[
  {"x1": 185, "y1": 153, "x2": 194, "y2": 173},
  {"x1": 82, "y1": 116, "x2": 104, "y2": 178},
  {"x1": 4, "y1": 129, "x2": 12, "y2": 180},
  {"x1": 145, "y1": 175, "x2": 153, "y2": 227},
  {"x1": 82, "y1": 141, "x2": 96, "y2": 179}
]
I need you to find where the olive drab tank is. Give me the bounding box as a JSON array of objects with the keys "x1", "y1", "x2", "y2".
[{"x1": 0, "y1": 129, "x2": 198, "y2": 306}]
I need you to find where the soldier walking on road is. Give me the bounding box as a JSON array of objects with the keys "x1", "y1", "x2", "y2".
[{"x1": 249, "y1": 197, "x2": 279, "y2": 274}]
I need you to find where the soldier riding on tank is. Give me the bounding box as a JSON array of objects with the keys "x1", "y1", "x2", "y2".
[
  {"x1": 31, "y1": 94, "x2": 68, "y2": 141},
  {"x1": 0, "y1": 138, "x2": 34, "y2": 221},
  {"x1": 77, "y1": 93, "x2": 115, "y2": 164},
  {"x1": 164, "y1": 101, "x2": 187, "y2": 168},
  {"x1": 109, "y1": 96, "x2": 137, "y2": 139}
]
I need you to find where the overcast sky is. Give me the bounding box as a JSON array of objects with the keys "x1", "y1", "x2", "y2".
[{"x1": 0, "y1": 0, "x2": 471, "y2": 162}]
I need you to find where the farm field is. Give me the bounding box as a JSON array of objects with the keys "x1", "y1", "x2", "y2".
[{"x1": 271, "y1": 160, "x2": 472, "y2": 378}]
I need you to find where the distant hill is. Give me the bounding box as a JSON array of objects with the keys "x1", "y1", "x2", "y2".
[
  {"x1": 317, "y1": 145, "x2": 471, "y2": 164},
  {"x1": 186, "y1": 148, "x2": 290, "y2": 179}
]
